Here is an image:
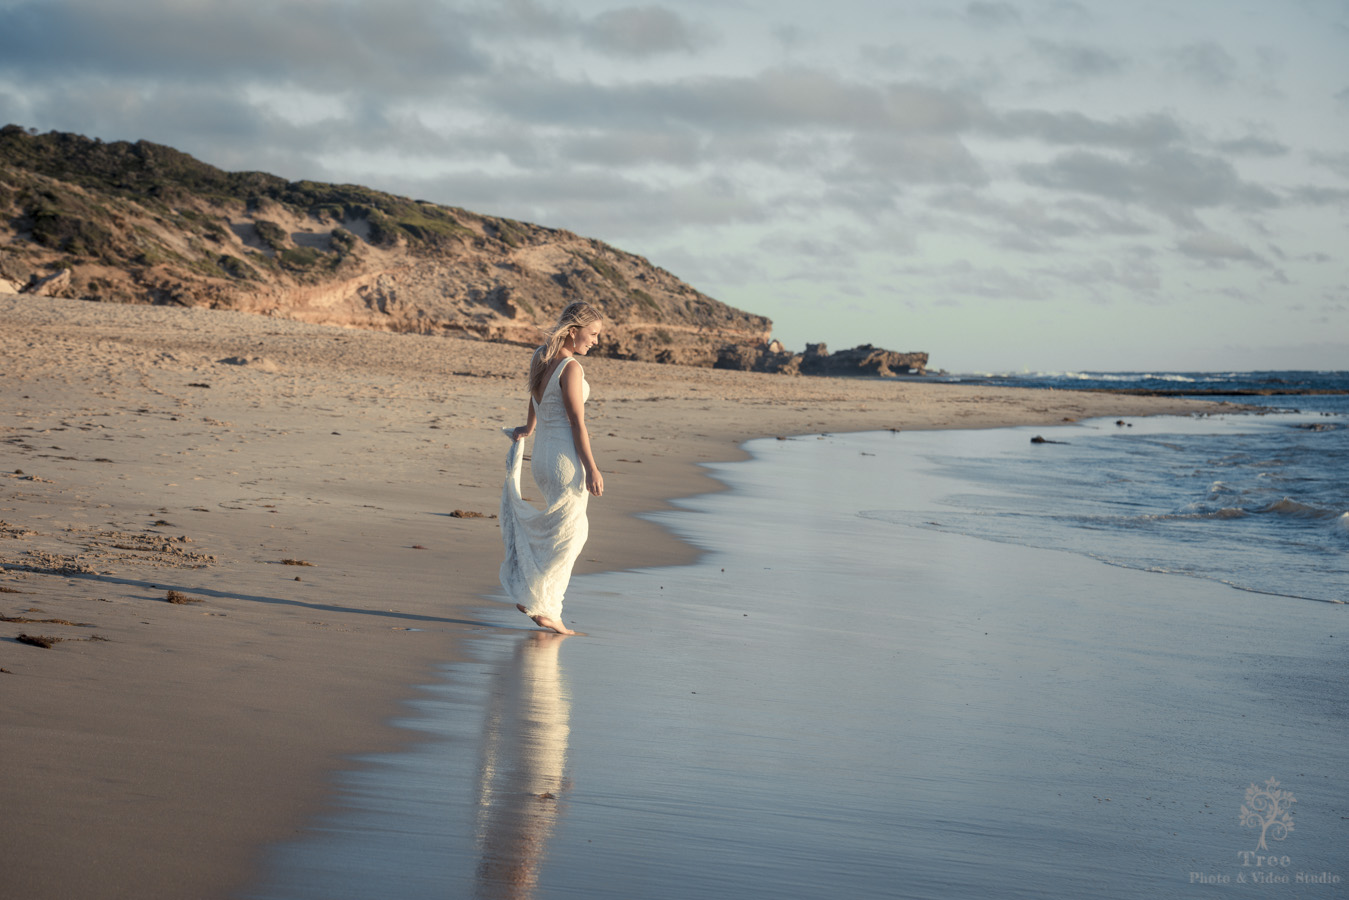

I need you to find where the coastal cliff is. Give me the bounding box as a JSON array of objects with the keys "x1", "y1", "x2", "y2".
[{"x1": 0, "y1": 126, "x2": 925, "y2": 373}]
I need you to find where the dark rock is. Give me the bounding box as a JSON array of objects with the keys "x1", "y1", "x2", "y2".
[
  {"x1": 714, "y1": 339, "x2": 801, "y2": 374},
  {"x1": 20, "y1": 268, "x2": 71, "y2": 296},
  {"x1": 799, "y1": 343, "x2": 928, "y2": 377},
  {"x1": 716, "y1": 340, "x2": 928, "y2": 377}
]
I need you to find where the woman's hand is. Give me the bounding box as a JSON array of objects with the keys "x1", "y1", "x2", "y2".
[
  {"x1": 586, "y1": 467, "x2": 604, "y2": 497},
  {"x1": 511, "y1": 425, "x2": 533, "y2": 442}
]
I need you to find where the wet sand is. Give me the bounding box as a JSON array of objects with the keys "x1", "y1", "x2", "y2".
[
  {"x1": 0, "y1": 295, "x2": 1219, "y2": 899},
  {"x1": 252, "y1": 427, "x2": 1348, "y2": 899}
]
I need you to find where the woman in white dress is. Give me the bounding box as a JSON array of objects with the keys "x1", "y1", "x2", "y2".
[{"x1": 500, "y1": 302, "x2": 605, "y2": 634}]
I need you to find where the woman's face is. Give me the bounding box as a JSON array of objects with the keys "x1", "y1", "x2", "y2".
[{"x1": 571, "y1": 321, "x2": 603, "y2": 355}]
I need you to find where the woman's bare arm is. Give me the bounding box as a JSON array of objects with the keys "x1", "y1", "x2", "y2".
[
  {"x1": 560, "y1": 362, "x2": 603, "y2": 496},
  {"x1": 511, "y1": 396, "x2": 537, "y2": 441}
]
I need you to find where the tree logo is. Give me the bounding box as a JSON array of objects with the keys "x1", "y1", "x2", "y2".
[{"x1": 1240, "y1": 778, "x2": 1296, "y2": 851}]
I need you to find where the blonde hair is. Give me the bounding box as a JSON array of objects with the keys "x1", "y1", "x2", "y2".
[{"x1": 529, "y1": 301, "x2": 603, "y2": 398}]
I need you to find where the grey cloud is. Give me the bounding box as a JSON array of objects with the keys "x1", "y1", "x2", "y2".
[
  {"x1": 584, "y1": 6, "x2": 705, "y2": 57},
  {"x1": 1165, "y1": 42, "x2": 1239, "y2": 90},
  {"x1": 1, "y1": 80, "x2": 461, "y2": 181},
  {"x1": 991, "y1": 109, "x2": 1185, "y2": 151},
  {"x1": 478, "y1": 0, "x2": 575, "y2": 39},
  {"x1": 667, "y1": 71, "x2": 980, "y2": 134},
  {"x1": 1217, "y1": 136, "x2": 1289, "y2": 158},
  {"x1": 759, "y1": 227, "x2": 887, "y2": 268},
  {"x1": 926, "y1": 188, "x2": 1086, "y2": 253},
  {"x1": 0, "y1": 0, "x2": 488, "y2": 94},
  {"x1": 474, "y1": 2, "x2": 708, "y2": 60},
  {"x1": 1056, "y1": 199, "x2": 1151, "y2": 236},
  {"x1": 844, "y1": 134, "x2": 989, "y2": 187},
  {"x1": 771, "y1": 25, "x2": 808, "y2": 54},
  {"x1": 652, "y1": 244, "x2": 771, "y2": 292},
  {"x1": 1103, "y1": 257, "x2": 1162, "y2": 294},
  {"x1": 1018, "y1": 148, "x2": 1280, "y2": 223},
  {"x1": 480, "y1": 67, "x2": 983, "y2": 136},
  {"x1": 964, "y1": 2, "x2": 1022, "y2": 29},
  {"x1": 0, "y1": 81, "x2": 312, "y2": 172},
  {"x1": 859, "y1": 43, "x2": 911, "y2": 71},
  {"x1": 1036, "y1": 2, "x2": 1095, "y2": 29},
  {"x1": 1035, "y1": 256, "x2": 1162, "y2": 297},
  {"x1": 704, "y1": 132, "x2": 838, "y2": 171},
  {"x1": 557, "y1": 128, "x2": 704, "y2": 168},
  {"x1": 816, "y1": 182, "x2": 905, "y2": 221},
  {"x1": 1309, "y1": 150, "x2": 1349, "y2": 180},
  {"x1": 922, "y1": 189, "x2": 1156, "y2": 259},
  {"x1": 1029, "y1": 39, "x2": 1128, "y2": 79},
  {"x1": 911, "y1": 259, "x2": 1047, "y2": 302},
  {"x1": 1286, "y1": 185, "x2": 1349, "y2": 208},
  {"x1": 1175, "y1": 231, "x2": 1264, "y2": 266},
  {"x1": 387, "y1": 167, "x2": 772, "y2": 240}
]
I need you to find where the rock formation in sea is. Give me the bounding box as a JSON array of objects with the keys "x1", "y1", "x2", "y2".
[
  {"x1": 716, "y1": 341, "x2": 928, "y2": 377},
  {"x1": 0, "y1": 125, "x2": 926, "y2": 374}
]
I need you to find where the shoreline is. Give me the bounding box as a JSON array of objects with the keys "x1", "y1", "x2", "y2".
[{"x1": 0, "y1": 296, "x2": 1225, "y2": 899}]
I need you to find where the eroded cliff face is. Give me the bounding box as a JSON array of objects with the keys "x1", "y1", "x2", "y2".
[{"x1": 0, "y1": 126, "x2": 770, "y2": 365}]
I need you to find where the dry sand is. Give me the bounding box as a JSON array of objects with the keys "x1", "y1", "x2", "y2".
[{"x1": 0, "y1": 295, "x2": 1221, "y2": 899}]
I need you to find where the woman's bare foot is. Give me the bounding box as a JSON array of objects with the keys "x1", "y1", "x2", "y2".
[{"x1": 517, "y1": 603, "x2": 576, "y2": 635}]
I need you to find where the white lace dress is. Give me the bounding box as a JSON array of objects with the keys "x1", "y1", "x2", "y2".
[{"x1": 499, "y1": 357, "x2": 590, "y2": 620}]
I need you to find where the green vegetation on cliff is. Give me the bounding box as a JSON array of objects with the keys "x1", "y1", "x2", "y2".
[
  {"x1": 0, "y1": 125, "x2": 775, "y2": 366},
  {"x1": 0, "y1": 124, "x2": 509, "y2": 258}
]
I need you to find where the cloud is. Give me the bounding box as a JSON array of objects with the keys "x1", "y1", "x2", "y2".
[
  {"x1": 1286, "y1": 185, "x2": 1349, "y2": 208},
  {"x1": 476, "y1": 67, "x2": 984, "y2": 137},
  {"x1": 858, "y1": 43, "x2": 910, "y2": 71},
  {"x1": 900, "y1": 258, "x2": 1047, "y2": 302},
  {"x1": 1309, "y1": 150, "x2": 1349, "y2": 180},
  {"x1": 1034, "y1": 255, "x2": 1164, "y2": 298},
  {"x1": 1028, "y1": 39, "x2": 1128, "y2": 80},
  {"x1": 991, "y1": 109, "x2": 1185, "y2": 151},
  {"x1": 584, "y1": 6, "x2": 706, "y2": 57},
  {"x1": 964, "y1": 2, "x2": 1022, "y2": 30},
  {"x1": 557, "y1": 127, "x2": 704, "y2": 168},
  {"x1": 1036, "y1": 1, "x2": 1095, "y2": 29},
  {"x1": 1018, "y1": 148, "x2": 1281, "y2": 224},
  {"x1": 844, "y1": 134, "x2": 989, "y2": 187},
  {"x1": 0, "y1": 0, "x2": 489, "y2": 94},
  {"x1": 927, "y1": 188, "x2": 1088, "y2": 253},
  {"x1": 1164, "y1": 41, "x2": 1239, "y2": 89},
  {"x1": 380, "y1": 164, "x2": 774, "y2": 241},
  {"x1": 1056, "y1": 199, "x2": 1152, "y2": 237},
  {"x1": 1216, "y1": 136, "x2": 1289, "y2": 158},
  {"x1": 476, "y1": 0, "x2": 575, "y2": 39},
  {"x1": 1175, "y1": 231, "x2": 1264, "y2": 266}
]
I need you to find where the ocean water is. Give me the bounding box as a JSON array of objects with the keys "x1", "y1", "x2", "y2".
[
  {"x1": 248, "y1": 373, "x2": 1348, "y2": 900},
  {"x1": 908, "y1": 370, "x2": 1348, "y2": 605},
  {"x1": 867, "y1": 418, "x2": 1348, "y2": 606},
  {"x1": 931, "y1": 370, "x2": 1349, "y2": 413}
]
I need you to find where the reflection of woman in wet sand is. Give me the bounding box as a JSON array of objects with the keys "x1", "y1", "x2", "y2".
[
  {"x1": 474, "y1": 632, "x2": 571, "y2": 900},
  {"x1": 500, "y1": 302, "x2": 605, "y2": 635}
]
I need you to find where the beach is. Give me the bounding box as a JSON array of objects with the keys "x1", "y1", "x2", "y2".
[
  {"x1": 1, "y1": 295, "x2": 1241, "y2": 899},
  {"x1": 251, "y1": 425, "x2": 1348, "y2": 899}
]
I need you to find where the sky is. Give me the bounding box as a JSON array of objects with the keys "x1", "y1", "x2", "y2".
[{"x1": 1, "y1": 0, "x2": 1346, "y2": 373}]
